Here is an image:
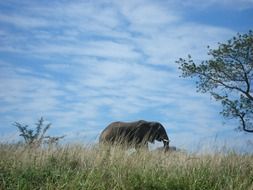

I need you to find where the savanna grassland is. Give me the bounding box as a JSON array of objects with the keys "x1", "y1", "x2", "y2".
[{"x1": 0, "y1": 144, "x2": 252, "y2": 190}]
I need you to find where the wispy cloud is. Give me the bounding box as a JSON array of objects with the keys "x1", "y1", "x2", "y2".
[
  {"x1": 0, "y1": 14, "x2": 49, "y2": 28},
  {"x1": 171, "y1": 0, "x2": 253, "y2": 10}
]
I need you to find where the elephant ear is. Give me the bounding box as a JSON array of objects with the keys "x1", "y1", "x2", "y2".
[
  {"x1": 142, "y1": 121, "x2": 159, "y2": 142},
  {"x1": 150, "y1": 122, "x2": 168, "y2": 142}
]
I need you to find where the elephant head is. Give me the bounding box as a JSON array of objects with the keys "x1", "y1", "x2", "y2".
[
  {"x1": 147, "y1": 121, "x2": 170, "y2": 150},
  {"x1": 99, "y1": 120, "x2": 170, "y2": 151}
]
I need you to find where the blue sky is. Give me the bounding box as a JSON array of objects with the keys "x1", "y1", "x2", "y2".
[{"x1": 0, "y1": 0, "x2": 253, "y2": 152}]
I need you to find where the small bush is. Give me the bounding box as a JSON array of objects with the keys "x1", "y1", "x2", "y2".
[{"x1": 13, "y1": 117, "x2": 65, "y2": 148}]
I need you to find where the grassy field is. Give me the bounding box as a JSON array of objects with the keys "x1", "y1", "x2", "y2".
[{"x1": 0, "y1": 144, "x2": 252, "y2": 190}]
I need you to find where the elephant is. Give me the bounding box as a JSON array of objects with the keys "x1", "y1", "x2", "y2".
[{"x1": 99, "y1": 120, "x2": 170, "y2": 151}]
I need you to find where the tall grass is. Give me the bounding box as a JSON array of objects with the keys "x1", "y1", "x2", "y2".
[{"x1": 0, "y1": 143, "x2": 252, "y2": 190}]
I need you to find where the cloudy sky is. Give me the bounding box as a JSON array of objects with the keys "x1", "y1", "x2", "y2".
[{"x1": 0, "y1": 0, "x2": 252, "y2": 152}]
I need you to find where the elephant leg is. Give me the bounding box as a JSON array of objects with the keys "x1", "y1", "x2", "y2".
[{"x1": 135, "y1": 142, "x2": 148, "y2": 152}]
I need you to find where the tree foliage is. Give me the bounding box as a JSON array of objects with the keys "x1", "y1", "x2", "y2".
[
  {"x1": 176, "y1": 30, "x2": 253, "y2": 133},
  {"x1": 14, "y1": 117, "x2": 65, "y2": 147}
]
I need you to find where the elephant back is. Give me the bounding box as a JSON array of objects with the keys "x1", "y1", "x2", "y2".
[{"x1": 99, "y1": 120, "x2": 146, "y2": 144}]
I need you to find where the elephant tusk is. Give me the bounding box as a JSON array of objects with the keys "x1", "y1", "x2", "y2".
[{"x1": 163, "y1": 139, "x2": 169, "y2": 142}]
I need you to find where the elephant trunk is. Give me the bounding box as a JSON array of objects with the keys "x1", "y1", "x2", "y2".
[{"x1": 163, "y1": 139, "x2": 170, "y2": 152}]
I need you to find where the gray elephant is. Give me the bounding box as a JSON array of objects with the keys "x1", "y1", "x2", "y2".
[{"x1": 99, "y1": 120, "x2": 170, "y2": 151}]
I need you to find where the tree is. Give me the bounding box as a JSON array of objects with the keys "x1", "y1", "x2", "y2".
[
  {"x1": 14, "y1": 117, "x2": 65, "y2": 147},
  {"x1": 176, "y1": 30, "x2": 253, "y2": 133}
]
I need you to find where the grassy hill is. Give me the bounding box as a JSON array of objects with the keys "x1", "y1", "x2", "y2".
[{"x1": 0, "y1": 144, "x2": 252, "y2": 190}]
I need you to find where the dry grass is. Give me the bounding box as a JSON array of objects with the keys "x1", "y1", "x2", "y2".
[{"x1": 0, "y1": 143, "x2": 252, "y2": 190}]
